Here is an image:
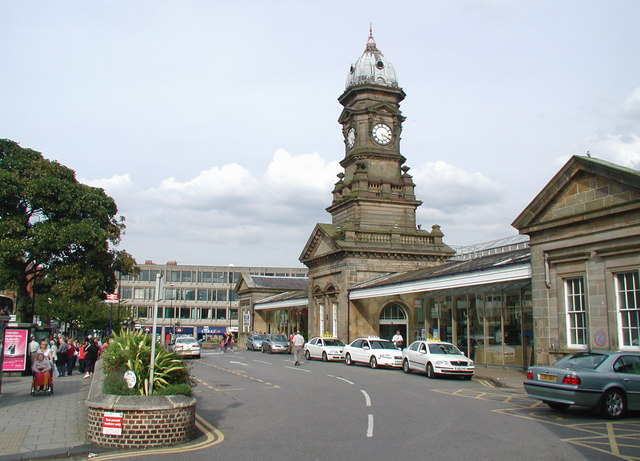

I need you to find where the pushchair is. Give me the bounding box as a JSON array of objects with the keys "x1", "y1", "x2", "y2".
[{"x1": 31, "y1": 370, "x2": 54, "y2": 396}]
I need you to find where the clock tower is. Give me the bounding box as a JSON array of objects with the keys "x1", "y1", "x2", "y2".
[{"x1": 300, "y1": 30, "x2": 454, "y2": 343}]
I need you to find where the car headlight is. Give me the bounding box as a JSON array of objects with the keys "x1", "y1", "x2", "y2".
[
  {"x1": 468, "y1": 361, "x2": 474, "y2": 366},
  {"x1": 434, "y1": 360, "x2": 448, "y2": 366}
]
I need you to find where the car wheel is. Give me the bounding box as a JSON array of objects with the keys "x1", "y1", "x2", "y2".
[
  {"x1": 369, "y1": 356, "x2": 378, "y2": 369},
  {"x1": 544, "y1": 401, "x2": 570, "y2": 411},
  {"x1": 600, "y1": 388, "x2": 626, "y2": 419},
  {"x1": 322, "y1": 352, "x2": 328, "y2": 362},
  {"x1": 426, "y1": 363, "x2": 435, "y2": 379},
  {"x1": 345, "y1": 353, "x2": 353, "y2": 365},
  {"x1": 304, "y1": 350, "x2": 311, "y2": 360},
  {"x1": 402, "y1": 359, "x2": 411, "y2": 374}
]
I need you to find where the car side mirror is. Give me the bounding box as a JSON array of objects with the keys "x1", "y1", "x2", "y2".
[
  {"x1": 363, "y1": 346, "x2": 370, "y2": 350},
  {"x1": 419, "y1": 350, "x2": 426, "y2": 354}
]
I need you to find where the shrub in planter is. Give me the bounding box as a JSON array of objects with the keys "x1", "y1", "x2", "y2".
[{"x1": 101, "y1": 330, "x2": 193, "y2": 396}]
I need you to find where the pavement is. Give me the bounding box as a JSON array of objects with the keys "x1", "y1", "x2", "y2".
[
  {"x1": 0, "y1": 369, "x2": 95, "y2": 461},
  {"x1": 0, "y1": 360, "x2": 526, "y2": 460}
]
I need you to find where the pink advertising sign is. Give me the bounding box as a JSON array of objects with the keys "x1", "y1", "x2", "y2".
[{"x1": 2, "y1": 329, "x2": 28, "y2": 372}]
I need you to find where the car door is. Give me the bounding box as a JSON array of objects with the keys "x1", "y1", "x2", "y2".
[
  {"x1": 308, "y1": 338, "x2": 319, "y2": 358},
  {"x1": 614, "y1": 355, "x2": 640, "y2": 410},
  {"x1": 405, "y1": 341, "x2": 421, "y2": 370},
  {"x1": 413, "y1": 342, "x2": 429, "y2": 370},
  {"x1": 349, "y1": 339, "x2": 365, "y2": 363}
]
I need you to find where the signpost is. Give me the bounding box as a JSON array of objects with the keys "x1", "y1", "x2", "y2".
[{"x1": 148, "y1": 273, "x2": 163, "y2": 395}]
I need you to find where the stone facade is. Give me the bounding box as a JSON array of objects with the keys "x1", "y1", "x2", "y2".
[{"x1": 513, "y1": 156, "x2": 640, "y2": 365}]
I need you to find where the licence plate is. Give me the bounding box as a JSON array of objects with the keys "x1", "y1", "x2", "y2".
[{"x1": 538, "y1": 373, "x2": 556, "y2": 382}]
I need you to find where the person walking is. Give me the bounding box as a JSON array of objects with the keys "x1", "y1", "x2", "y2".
[
  {"x1": 78, "y1": 340, "x2": 87, "y2": 375},
  {"x1": 56, "y1": 337, "x2": 69, "y2": 377},
  {"x1": 292, "y1": 331, "x2": 305, "y2": 366},
  {"x1": 66, "y1": 339, "x2": 77, "y2": 376},
  {"x1": 84, "y1": 338, "x2": 100, "y2": 379}
]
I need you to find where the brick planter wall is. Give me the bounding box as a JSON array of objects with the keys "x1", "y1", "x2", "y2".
[{"x1": 86, "y1": 366, "x2": 197, "y2": 448}]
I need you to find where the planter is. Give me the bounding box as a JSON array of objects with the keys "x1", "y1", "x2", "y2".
[{"x1": 86, "y1": 366, "x2": 196, "y2": 448}]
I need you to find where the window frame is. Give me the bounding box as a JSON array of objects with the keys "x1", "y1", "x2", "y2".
[
  {"x1": 615, "y1": 271, "x2": 640, "y2": 350},
  {"x1": 565, "y1": 276, "x2": 588, "y2": 348}
]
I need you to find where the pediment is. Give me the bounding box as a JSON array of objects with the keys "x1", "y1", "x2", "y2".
[
  {"x1": 513, "y1": 156, "x2": 640, "y2": 232},
  {"x1": 299, "y1": 224, "x2": 340, "y2": 264}
]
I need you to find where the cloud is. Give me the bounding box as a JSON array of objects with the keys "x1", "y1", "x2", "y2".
[
  {"x1": 81, "y1": 173, "x2": 133, "y2": 192},
  {"x1": 587, "y1": 134, "x2": 640, "y2": 170},
  {"x1": 86, "y1": 152, "x2": 519, "y2": 262},
  {"x1": 411, "y1": 160, "x2": 504, "y2": 209}
]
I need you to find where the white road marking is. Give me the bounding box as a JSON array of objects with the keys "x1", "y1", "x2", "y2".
[
  {"x1": 252, "y1": 360, "x2": 272, "y2": 365},
  {"x1": 360, "y1": 389, "x2": 372, "y2": 407},
  {"x1": 330, "y1": 375, "x2": 355, "y2": 385},
  {"x1": 366, "y1": 414, "x2": 374, "y2": 438},
  {"x1": 229, "y1": 361, "x2": 248, "y2": 366},
  {"x1": 285, "y1": 366, "x2": 310, "y2": 372}
]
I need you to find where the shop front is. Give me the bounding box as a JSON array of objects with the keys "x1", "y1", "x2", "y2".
[{"x1": 421, "y1": 281, "x2": 533, "y2": 367}]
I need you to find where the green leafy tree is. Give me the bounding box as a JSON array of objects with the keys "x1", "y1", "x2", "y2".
[{"x1": 0, "y1": 139, "x2": 127, "y2": 322}]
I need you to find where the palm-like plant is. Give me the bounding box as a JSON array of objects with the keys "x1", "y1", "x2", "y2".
[{"x1": 102, "y1": 330, "x2": 191, "y2": 395}]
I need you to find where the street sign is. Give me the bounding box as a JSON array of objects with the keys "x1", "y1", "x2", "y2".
[{"x1": 102, "y1": 411, "x2": 123, "y2": 435}]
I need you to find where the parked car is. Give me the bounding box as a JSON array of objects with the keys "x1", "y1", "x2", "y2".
[
  {"x1": 524, "y1": 350, "x2": 640, "y2": 419},
  {"x1": 246, "y1": 334, "x2": 267, "y2": 351},
  {"x1": 401, "y1": 340, "x2": 474, "y2": 379},
  {"x1": 171, "y1": 336, "x2": 201, "y2": 359},
  {"x1": 343, "y1": 337, "x2": 403, "y2": 369},
  {"x1": 261, "y1": 334, "x2": 291, "y2": 354},
  {"x1": 304, "y1": 337, "x2": 345, "y2": 361}
]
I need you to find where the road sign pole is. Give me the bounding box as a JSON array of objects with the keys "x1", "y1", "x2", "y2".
[{"x1": 149, "y1": 272, "x2": 163, "y2": 395}]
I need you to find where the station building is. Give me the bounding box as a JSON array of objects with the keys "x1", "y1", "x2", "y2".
[{"x1": 237, "y1": 33, "x2": 640, "y2": 368}]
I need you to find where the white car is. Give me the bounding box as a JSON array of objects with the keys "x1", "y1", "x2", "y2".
[
  {"x1": 402, "y1": 340, "x2": 474, "y2": 379},
  {"x1": 343, "y1": 337, "x2": 403, "y2": 369},
  {"x1": 304, "y1": 337, "x2": 345, "y2": 361},
  {"x1": 172, "y1": 336, "x2": 201, "y2": 359}
]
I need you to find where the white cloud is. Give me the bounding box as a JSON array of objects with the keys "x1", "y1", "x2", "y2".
[
  {"x1": 411, "y1": 161, "x2": 504, "y2": 209},
  {"x1": 81, "y1": 173, "x2": 133, "y2": 192},
  {"x1": 587, "y1": 134, "x2": 640, "y2": 170}
]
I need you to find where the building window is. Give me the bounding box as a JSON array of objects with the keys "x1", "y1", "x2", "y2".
[
  {"x1": 565, "y1": 277, "x2": 587, "y2": 347},
  {"x1": 616, "y1": 271, "x2": 640, "y2": 348}
]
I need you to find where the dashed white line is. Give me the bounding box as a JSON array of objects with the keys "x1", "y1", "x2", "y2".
[
  {"x1": 252, "y1": 360, "x2": 272, "y2": 365},
  {"x1": 360, "y1": 389, "x2": 372, "y2": 407},
  {"x1": 228, "y1": 361, "x2": 248, "y2": 366},
  {"x1": 329, "y1": 375, "x2": 355, "y2": 385},
  {"x1": 366, "y1": 414, "x2": 374, "y2": 438},
  {"x1": 285, "y1": 366, "x2": 311, "y2": 372}
]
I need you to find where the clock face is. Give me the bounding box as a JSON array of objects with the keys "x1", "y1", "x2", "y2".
[
  {"x1": 346, "y1": 127, "x2": 356, "y2": 149},
  {"x1": 372, "y1": 123, "x2": 392, "y2": 145}
]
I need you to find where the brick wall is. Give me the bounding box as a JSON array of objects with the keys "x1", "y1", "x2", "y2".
[
  {"x1": 85, "y1": 365, "x2": 197, "y2": 448},
  {"x1": 86, "y1": 403, "x2": 196, "y2": 448}
]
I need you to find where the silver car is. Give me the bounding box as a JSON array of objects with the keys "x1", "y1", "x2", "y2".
[
  {"x1": 524, "y1": 351, "x2": 640, "y2": 419},
  {"x1": 246, "y1": 334, "x2": 267, "y2": 351},
  {"x1": 261, "y1": 334, "x2": 291, "y2": 354}
]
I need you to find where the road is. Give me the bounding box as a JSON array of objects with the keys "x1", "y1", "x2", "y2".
[{"x1": 110, "y1": 350, "x2": 640, "y2": 461}]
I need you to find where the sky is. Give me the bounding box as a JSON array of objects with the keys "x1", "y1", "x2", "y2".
[{"x1": 2, "y1": 1, "x2": 640, "y2": 268}]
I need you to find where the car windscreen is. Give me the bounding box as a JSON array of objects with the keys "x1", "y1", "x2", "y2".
[
  {"x1": 253, "y1": 335, "x2": 266, "y2": 340},
  {"x1": 324, "y1": 339, "x2": 344, "y2": 346},
  {"x1": 370, "y1": 340, "x2": 396, "y2": 350},
  {"x1": 429, "y1": 344, "x2": 462, "y2": 355},
  {"x1": 177, "y1": 338, "x2": 197, "y2": 344},
  {"x1": 271, "y1": 335, "x2": 287, "y2": 341},
  {"x1": 554, "y1": 352, "x2": 608, "y2": 369}
]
